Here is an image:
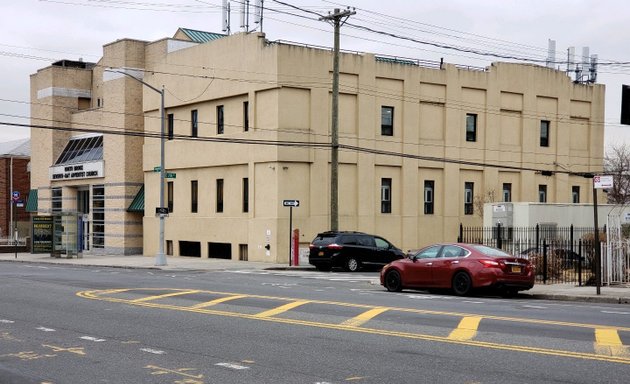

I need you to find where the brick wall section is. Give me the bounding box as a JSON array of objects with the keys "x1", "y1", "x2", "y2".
[{"x1": 0, "y1": 157, "x2": 31, "y2": 238}]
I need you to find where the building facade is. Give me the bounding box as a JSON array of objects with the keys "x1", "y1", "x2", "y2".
[
  {"x1": 0, "y1": 139, "x2": 30, "y2": 240},
  {"x1": 31, "y1": 28, "x2": 605, "y2": 261}
]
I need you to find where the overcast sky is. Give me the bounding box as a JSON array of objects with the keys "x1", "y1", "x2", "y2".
[{"x1": 1, "y1": 0, "x2": 629, "y2": 152}]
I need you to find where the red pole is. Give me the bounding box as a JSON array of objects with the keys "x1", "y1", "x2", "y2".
[{"x1": 292, "y1": 229, "x2": 300, "y2": 266}]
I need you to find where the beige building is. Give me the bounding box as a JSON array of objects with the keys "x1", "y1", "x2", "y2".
[{"x1": 30, "y1": 28, "x2": 605, "y2": 261}]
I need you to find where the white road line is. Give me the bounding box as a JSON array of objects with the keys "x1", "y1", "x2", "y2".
[
  {"x1": 462, "y1": 300, "x2": 485, "y2": 304},
  {"x1": 522, "y1": 305, "x2": 548, "y2": 309},
  {"x1": 36, "y1": 327, "x2": 56, "y2": 332},
  {"x1": 215, "y1": 362, "x2": 250, "y2": 370},
  {"x1": 0, "y1": 319, "x2": 15, "y2": 324},
  {"x1": 140, "y1": 348, "x2": 166, "y2": 355},
  {"x1": 80, "y1": 336, "x2": 106, "y2": 342},
  {"x1": 601, "y1": 310, "x2": 630, "y2": 315}
]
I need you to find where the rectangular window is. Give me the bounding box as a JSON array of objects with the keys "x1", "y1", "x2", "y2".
[
  {"x1": 424, "y1": 180, "x2": 434, "y2": 215},
  {"x1": 191, "y1": 180, "x2": 198, "y2": 213},
  {"x1": 381, "y1": 178, "x2": 392, "y2": 213},
  {"x1": 191, "y1": 110, "x2": 198, "y2": 138},
  {"x1": 502, "y1": 183, "x2": 512, "y2": 202},
  {"x1": 216, "y1": 179, "x2": 224, "y2": 213},
  {"x1": 539, "y1": 184, "x2": 547, "y2": 203},
  {"x1": 167, "y1": 181, "x2": 174, "y2": 212},
  {"x1": 572, "y1": 186, "x2": 580, "y2": 203},
  {"x1": 540, "y1": 120, "x2": 550, "y2": 147},
  {"x1": 51, "y1": 187, "x2": 62, "y2": 213},
  {"x1": 466, "y1": 113, "x2": 477, "y2": 142},
  {"x1": 464, "y1": 182, "x2": 474, "y2": 215},
  {"x1": 167, "y1": 113, "x2": 174, "y2": 140},
  {"x1": 92, "y1": 185, "x2": 105, "y2": 248},
  {"x1": 217, "y1": 105, "x2": 224, "y2": 134},
  {"x1": 381, "y1": 106, "x2": 394, "y2": 136},
  {"x1": 242, "y1": 177, "x2": 249, "y2": 213},
  {"x1": 243, "y1": 101, "x2": 249, "y2": 132}
]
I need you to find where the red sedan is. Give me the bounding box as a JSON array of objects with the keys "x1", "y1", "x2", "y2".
[{"x1": 380, "y1": 243, "x2": 535, "y2": 296}]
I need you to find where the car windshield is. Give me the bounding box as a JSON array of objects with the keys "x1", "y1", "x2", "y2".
[{"x1": 470, "y1": 245, "x2": 512, "y2": 257}]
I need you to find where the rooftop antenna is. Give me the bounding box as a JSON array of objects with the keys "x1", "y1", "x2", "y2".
[
  {"x1": 222, "y1": 0, "x2": 231, "y2": 35},
  {"x1": 567, "y1": 46, "x2": 575, "y2": 73},
  {"x1": 254, "y1": 0, "x2": 264, "y2": 33},
  {"x1": 546, "y1": 39, "x2": 556, "y2": 69},
  {"x1": 589, "y1": 54, "x2": 598, "y2": 83},
  {"x1": 240, "y1": 0, "x2": 250, "y2": 32}
]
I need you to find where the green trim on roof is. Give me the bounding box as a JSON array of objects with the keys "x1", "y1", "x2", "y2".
[
  {"x1": 25, "y1": 189, "x2": 38, "y2": 212},
  {"x1": 179, "y1": 28, "x2": 225, "y2": 43},
  {"x1": 375, "y1": 56, "x2": 417, "y2": 66},
  {"x1": 127, "y1": 186, "x2": 144, "y2": 213}
]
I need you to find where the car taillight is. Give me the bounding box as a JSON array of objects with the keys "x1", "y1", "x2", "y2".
[
  {"x1": 309, "y1": 244, "x2": 316, "y2": 249},
  {"x1": 479, "y1": 259, "x2": 501, "y2": 268},
  {"x1": 327, "y1": 243, "x2": 343, "y2": 250}
]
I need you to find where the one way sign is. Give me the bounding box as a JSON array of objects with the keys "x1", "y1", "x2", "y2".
[{"x1": 282, "y1": 199, "x2": 300, "y2": 207}]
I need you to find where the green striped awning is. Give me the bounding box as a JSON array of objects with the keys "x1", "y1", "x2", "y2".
[
  {"x1": 127, "y1": 185, "x2": 144, "y2": 213},
  {"x1": 25, "y1": 189, "x2": 38, "y2": 212}
]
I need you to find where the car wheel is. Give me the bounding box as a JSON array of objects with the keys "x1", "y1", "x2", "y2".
[
  {"x1": 315, "y1": 264, "x2": 331, "y2": 272},
  {"x1": 384, "y1": 270, "x2": 403, "y2": 292},
  {"x1": 345, "y1": 257, "x2": 361, "y2": 272},
  {"x1": 452, "y1": 271, "x2": 472, "y2": 296}
]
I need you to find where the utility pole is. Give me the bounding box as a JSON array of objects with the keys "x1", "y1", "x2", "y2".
[{"x1": 320, "y1": 7, "x2": 355, "y2": 232}]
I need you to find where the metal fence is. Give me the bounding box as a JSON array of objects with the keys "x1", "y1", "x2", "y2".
[{"x1": 457, "y1": 224, "x2": 602, "y2": 285}]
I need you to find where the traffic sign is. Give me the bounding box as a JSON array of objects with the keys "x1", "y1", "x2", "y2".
[
  {"x1": 153, "y1": 166, "x2": 161, "y2": 172},
  {"x1": 594, "y1": 175, "x2": 613, "y2": 189},
  {"x1": 12, "y1": 191, "x2": 20, "y2": 202},
  {"x1": 155, "y1": 207, "x2": 169, "y2": 215},
  {"x1": 282, "y1": 199, "x2": 300, "y2": 207},
  {"x1": 166, "y1": 172, "x2": 176, "y2": 179}
]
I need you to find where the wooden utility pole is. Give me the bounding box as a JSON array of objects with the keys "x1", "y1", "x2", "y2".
[{"x1": 320, "y1": 7, "x2": 355, "y2": 231}]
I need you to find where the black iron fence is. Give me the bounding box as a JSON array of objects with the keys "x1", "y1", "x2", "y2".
[{"x1": 458, "y1": 224, "x2": 603, "y2": 285}]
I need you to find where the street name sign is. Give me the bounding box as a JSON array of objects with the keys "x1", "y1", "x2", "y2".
[{"x1": 282, "y1": 199, "x2": 300, "y2": 207}]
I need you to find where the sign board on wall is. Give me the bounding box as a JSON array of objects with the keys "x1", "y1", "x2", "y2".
[
  {"x1": 594, "y1": 175, "x2": 613, "y2": 189},
  {"x1": 49, "y1": 161, "x2": 104, "y2": 181}
]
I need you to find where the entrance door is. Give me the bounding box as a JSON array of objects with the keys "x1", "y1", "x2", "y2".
[{"x1": 77, "y1": 189, "x2": 90, "y2": 251}]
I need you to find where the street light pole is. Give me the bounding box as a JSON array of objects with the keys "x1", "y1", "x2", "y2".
[{"x1": 105, "y1": 68, "x2": 167, "y2": 266}]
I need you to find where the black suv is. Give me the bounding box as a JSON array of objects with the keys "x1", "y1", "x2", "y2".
[{"x1": 308, "y1": 231, "x2": 404, "y2": 272}]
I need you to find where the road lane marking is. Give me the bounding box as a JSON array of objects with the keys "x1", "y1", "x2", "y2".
[
  {"x1": 448, "y1": 316, "x2": 482, "y2": 341},
  {"x1": 601, "y1": 311, "x2": 630, "y2": 315},
  {"x1": 145, "y1": 365, "x2": 203, "y2": 379},
  {"x1": 0, "y1": 319, "x2": 15, "y2": 323},
  {"x1": 80, "y1": 336, "x2": 105, "y2": 342},
  {"x1": 190, "y1": 294, "x2": 248, "y2": 309},
  {"x1": 43, "y1": 345, "x2": 85, "y2": 356},
  {"x1": 340, "y1": 307, "x2": 389, "y2": 327},
  {"x1": 36, "y1": 327, "x2": 55, "y2": 332},
  {"x1": 130, "y1": 290, "x2": 200, "y2": 303},
  {"x1": 140, "y1": 348, "x2": 166, "y2": 355},
  {"x1": 215, "y1": 362, "x2": 250, "y2": 370},
  {"x1": 595, "y1": 329, "x2": 629, "y2": 357},
  {"x1": 522, "y1": 305, "x2": 547, "y2": 309},
  {"x1": 254, "y1": 300, "x2": 311, "y2": 318}
]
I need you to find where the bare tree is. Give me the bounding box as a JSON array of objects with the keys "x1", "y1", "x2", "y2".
[
  {"x1": 604, "y1": 144, "x2": 630, "y2": 204},
  {"x1": 474, "y1": 189, "x2": 497, "y2": 218}
]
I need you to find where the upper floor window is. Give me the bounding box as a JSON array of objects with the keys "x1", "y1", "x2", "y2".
[
  {"x1": 191, "y1": 180, "x2": 198, "y2": 213},
  {"x1": 572, "y1": 186, "x2": 580, "y2": 203},
  {"x1": 540, "y1": 120, "x2": 550, "y2": 147},
  {"x1": 502, "y1": 183, "x2": 512, "y2": 202},
  {"x1": 539, "y1": 184, "x2": 547, "y2": 203},
  {"x1": 217, "y1": 105, "x2": 224, "y2": 134},
  {"x1": 243, "y1": 101, "x2": 249, "y2": 132},
  {"x1": 167, "y1": 113, "x2": 174, "y2": 140},
  {"x1": 191, "y1": 110, "x2": 198, "y2": 138},
  {"x1": 464, "y1": 182, "x2": 474, "y2": 215},
  {"x1": 381, "y1": 106, "x2": 394, "y2": 136},
  {"x1": 424, "y1": 180, "x2": 434, "y2": 215},
  {"x1": 243, "y1": 177, "x2": 249, "y2": 213},
  {"x1": 381, "y1": 178, "x2": 392, "y2": 213},
  {"x1": 167, "y1": 181, "x2": 174, "y2": 212},
  {"x1": 466, "y1": 113, "x2": 477, "y2": 142},
  {"x1": 216, "y1": 178, "x2": 224, "y2": 213}
]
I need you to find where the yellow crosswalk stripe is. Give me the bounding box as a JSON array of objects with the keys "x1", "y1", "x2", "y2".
[
  {"x1": 254, "y1": 300, "x2": 311, "y2": 318},
  {"x1": 595, "y1": 329, "x2": 629, "y2": 357},
  {"x1": 130, "y1": 290, "x2": 200, "y2": 303},
  {"x1": 448, "y1": 316, "x2": 482, "y2": 341},
  {"x1": 340, "y1": 307, "x2": 389, "y2": 327},
  {"x1": 190, "y1": 294, "x2": 248, "y2": 309}
]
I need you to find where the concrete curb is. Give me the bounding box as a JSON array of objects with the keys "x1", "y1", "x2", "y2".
[{"x1": 522, "y1": 293, "x2": 630, "y2": 305}]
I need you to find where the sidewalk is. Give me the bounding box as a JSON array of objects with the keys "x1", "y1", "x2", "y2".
[{"x1": 1, "y1": 252, "x2": 628, "y2": 305}]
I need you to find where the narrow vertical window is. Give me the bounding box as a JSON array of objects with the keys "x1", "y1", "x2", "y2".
[
  {"x1": 216, "y1": 178, "x2": 224, "y2": 213},
  {"x1": 191, "y1": 180, "x2": 198, "y2": 213},
  {"x1": 191, "y1": 109, "x2": 198, "y2": 138},
  {"x1": 502, "y1": 183, "x2": 512, "y2": 202},
  {"x1": 381, "y1": 178, "x2": 392, "y2": 213},
  {"x1": 466, "y1": 113, "x2": 477, "y2": 142},
  {"x1": 540, "y1": 120, "x2": 550, "y2": 147},
  {"x1": 167, "y1": 113, "x2": 174, "y2": 140},
  {"x1": 381, "y1": 106, "x2": 394, "y2": 136},
  {"x1": 167, "y1": 181, "x2": 174, "y2": 212},
  {"x1": 242, "y1": 177, "x2": 249, "y2": 213},
  {"x1": 92, "y1": 185, "x2": 105, "y2": 248},
  {"x1": 424, "y1": 180, "x2": 434, "y2": 215},
  {"x1": 51, "y1": 187, "x2": 62, "y2": 213},
  {"x1": 539, "y1": 184, "x2": 547, "y2": 203},
  {"x1": 243, "y1": 101, "x2": 249, "y2": 132},
  {"x1": 464, "y1": 182, "x2": 474, "y2": 215},
  {"x1": 572, "y1": 186, "x2": 580, "y2": 203},
  {"x1": 217, "y1": 105, "x2": 224, "y2": 134}
]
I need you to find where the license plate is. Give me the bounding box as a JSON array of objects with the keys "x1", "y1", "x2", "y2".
[
  {"x1": 511, "y1": 266, "x2": 521, "y2": 273},
  {"x1": 318, "y1": 251, "x2": 324, "y2": 256}
]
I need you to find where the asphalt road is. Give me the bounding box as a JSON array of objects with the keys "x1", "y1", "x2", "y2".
[{"x1": 0, "y1": 263, "x2": 628, "y2": 383}]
